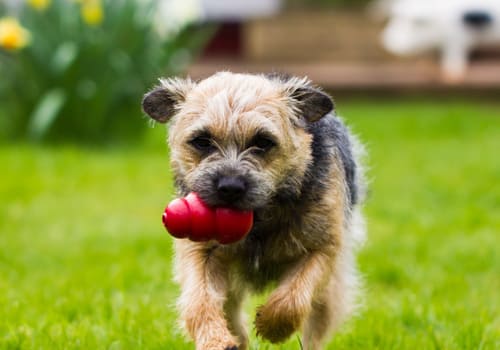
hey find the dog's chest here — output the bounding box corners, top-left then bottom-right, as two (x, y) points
(233, 205), (331, 289)
(236, 235), (302, 290)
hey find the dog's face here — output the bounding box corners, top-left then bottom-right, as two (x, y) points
(142, 72), (333, 210)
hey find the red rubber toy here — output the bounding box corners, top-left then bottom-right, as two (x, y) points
(162, 192), (253, 244)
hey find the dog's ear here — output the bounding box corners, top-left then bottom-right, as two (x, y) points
(267, 73), (334, 123)
(142, 78), (195, 123)
(291, 87), (334, 123)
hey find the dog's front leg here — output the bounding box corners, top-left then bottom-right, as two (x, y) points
(254, 251), (333, 344)
(174, 240), (239, 350)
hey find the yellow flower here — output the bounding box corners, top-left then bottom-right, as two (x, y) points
(0, 17), (31, 51)
(27, 0), (51, 11)
(81, 0), (104, 26)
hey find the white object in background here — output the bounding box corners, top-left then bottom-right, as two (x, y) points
(381, 0), (500, 81)
(153, 0), (204, 39)
(152, 0), (283, 38)
(199, 0), (282, 21)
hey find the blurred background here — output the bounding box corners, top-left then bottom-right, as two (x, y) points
(1, 0), (499, 349)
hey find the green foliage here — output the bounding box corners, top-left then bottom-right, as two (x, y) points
(0, 0), (213, 143)
(1, 97), (499, 349)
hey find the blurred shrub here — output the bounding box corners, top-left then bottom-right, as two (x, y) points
(0, 0), (213, 143)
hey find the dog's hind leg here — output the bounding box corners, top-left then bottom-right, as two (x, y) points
(224, 288), (248, 350)
(301, 281), (335, 350)
(302, 259), (359, 350)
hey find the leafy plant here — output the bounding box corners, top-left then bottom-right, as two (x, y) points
(0, 0), (214, 143)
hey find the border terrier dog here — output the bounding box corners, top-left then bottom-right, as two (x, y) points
(142, 72), (366, 350)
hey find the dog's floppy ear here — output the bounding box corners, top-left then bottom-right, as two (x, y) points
(267, 73), (334, 123)
(142, 78), (195, 123)
(291, 87), (334, 123)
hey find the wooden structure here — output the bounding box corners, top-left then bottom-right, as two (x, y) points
(242, 10), (389, 62)
(190, 10), (500, 89)
(189, 61), (500, 90)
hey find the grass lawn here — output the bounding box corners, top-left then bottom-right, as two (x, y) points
(1, 97), (499, 349)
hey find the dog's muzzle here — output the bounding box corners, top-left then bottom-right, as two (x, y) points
(216, 176), (248, 203)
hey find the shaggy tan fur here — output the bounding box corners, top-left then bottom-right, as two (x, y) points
(142, 72), (366, 350)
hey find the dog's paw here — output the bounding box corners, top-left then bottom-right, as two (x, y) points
(254, 299), (303, 344)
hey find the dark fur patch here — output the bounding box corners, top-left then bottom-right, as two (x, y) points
(239, 114), (358, 288)
(142, 88), (176, 123)
(310, 115), (358, 207)
(265, 72), (334, 122)
(278, 113), (358, 207)
(292, 88), (334, 123)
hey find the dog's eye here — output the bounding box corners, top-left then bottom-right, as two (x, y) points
(249, 135), (276, 153)
(189, 136), (214, 152)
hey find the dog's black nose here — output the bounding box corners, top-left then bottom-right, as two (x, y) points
(217, 176), (247, 202)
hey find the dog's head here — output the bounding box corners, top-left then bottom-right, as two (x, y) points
(142, 72), (334, 210)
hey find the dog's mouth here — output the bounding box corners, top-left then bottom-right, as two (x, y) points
(187, 171), (274, 211)
(196, 192), (259, 211)
(190, 184), (270, 212)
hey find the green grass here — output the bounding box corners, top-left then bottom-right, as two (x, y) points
(1, 97), (499, 349)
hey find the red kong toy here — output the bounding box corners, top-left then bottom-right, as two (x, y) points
(162, 192), (253, 244)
